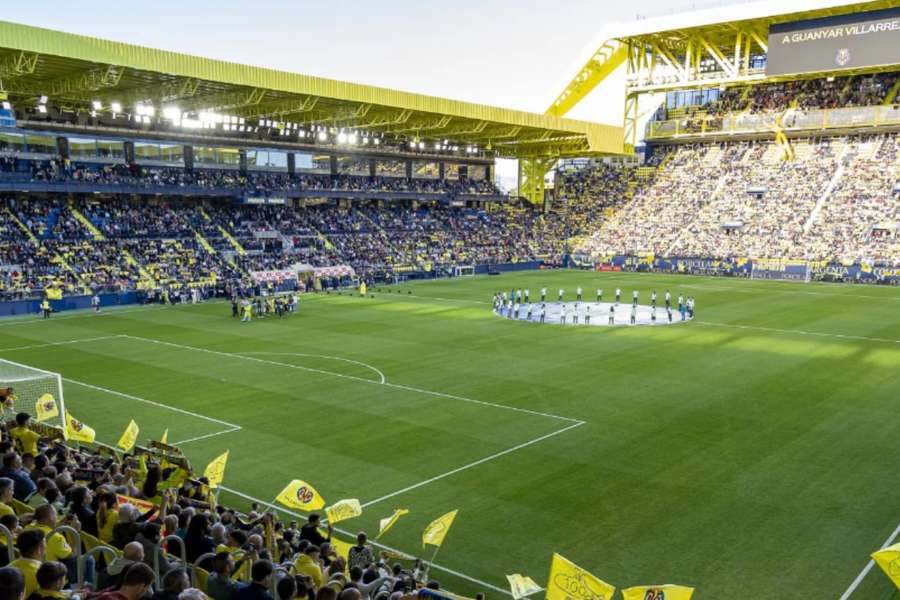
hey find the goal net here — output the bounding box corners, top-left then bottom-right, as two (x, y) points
(0, 358), (66, 430)
(453, 265), (476, 277)
(750, 258), (811, 282)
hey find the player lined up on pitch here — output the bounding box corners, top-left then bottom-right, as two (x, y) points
(231, 293), (300, 322)
(491, 287), (696, 326)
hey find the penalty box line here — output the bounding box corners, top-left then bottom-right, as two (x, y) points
(118, 334), (587, 506)
(217, 485), (514, 598)
(0, 334), (242, 445)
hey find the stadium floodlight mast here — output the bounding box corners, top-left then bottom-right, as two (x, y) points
(111, 101), (122, 114)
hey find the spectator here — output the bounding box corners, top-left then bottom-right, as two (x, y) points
(92, 563), (156, 600)
(0, 566), (26, 600)
(232, 560), (274, 600)
(0, 454), (36, 501)
(9, 530), (45, 598)
(26, 561), (67, 600)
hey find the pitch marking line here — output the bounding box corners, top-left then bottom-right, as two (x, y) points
(63, 377), (243, 445)
(218, 485), (513, 597)
(121, 334), (582, 423)
(839, 521), (900, 599)
(359, 419), (585, 509)
(367, 291), (900, 345)
(237, 351), (386, 384)
(120, 335), (587, 507)
(694, 321), (900, 345)
(0, 304), (171, 327)
(0, 334), (126, 353)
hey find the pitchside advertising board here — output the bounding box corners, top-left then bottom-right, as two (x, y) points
(766, 7), (900, 76)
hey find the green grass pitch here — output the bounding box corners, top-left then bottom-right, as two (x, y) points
(0, 271), (898, 599)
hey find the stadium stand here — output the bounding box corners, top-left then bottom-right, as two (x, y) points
(0, 414), (439, 600)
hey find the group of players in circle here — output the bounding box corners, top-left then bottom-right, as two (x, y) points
(492, 286), (696, 326)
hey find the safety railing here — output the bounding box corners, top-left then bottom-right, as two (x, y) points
(193, 552), (217, 589)
(155, 535), (188, 586)
(52, 525), (82, 585)
(0, 524), (15, 564)
(646, 104), (900, 139)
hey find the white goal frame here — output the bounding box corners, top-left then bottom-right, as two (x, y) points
(0, 358), (66, 429)
(453, 265), (476, 277)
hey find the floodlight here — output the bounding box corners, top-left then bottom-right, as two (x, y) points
(37, 105), (47, 114)
(38, 95), (48, 104)
(317, 131), (327, 141)
(348, 133), (358, 145)
(92, 100), (102, 110)
(337, 132), (348, 144)
(163, 106), (182, 122)
(111, 102), (122, 113)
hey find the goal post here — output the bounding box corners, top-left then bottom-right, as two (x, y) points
(453, 265), (476, 277)
(0, 358), (66, 430)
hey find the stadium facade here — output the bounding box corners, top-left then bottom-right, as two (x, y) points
(0, 2), (898, 314)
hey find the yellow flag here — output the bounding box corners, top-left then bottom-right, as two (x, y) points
(64, 411), (96, 444)
(545, 553), (615, 600)
(325, 499), (362, 525)
(422, 509), (458, 548)
(872, 542), (900, 591)
(116, 419), (139, 452)
(621, 585), (695, 600)
(275, 479), (326, 511)
(377, 508), (409, 539)
(507, 574), (542, 600)
(34, 394), (59, 423)
(160, 429), (169, 444)
(204, 451), (229, 489)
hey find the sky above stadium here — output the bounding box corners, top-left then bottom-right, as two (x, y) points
(5, 0), (749, 120)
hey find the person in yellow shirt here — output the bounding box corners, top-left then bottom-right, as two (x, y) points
(294, 545), (324, 589)
(9, 529), (46, 598)
(25, 505), (73, 563)
(10, 413), (41, 457)
(0, 478), (16, 518)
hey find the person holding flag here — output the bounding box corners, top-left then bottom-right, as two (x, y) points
(117, 420), (139, 452)
(420, 509), (458, 579)
(204, 451), (230, 489)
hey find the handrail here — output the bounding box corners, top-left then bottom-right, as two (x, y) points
(272, 565), (294, 596)
(192, 552), (217, 588)
(51, 525), (82, 586)
(0, 524), (15, 564)
(82, 545), (118, 575)
(155, 535), (188, 586)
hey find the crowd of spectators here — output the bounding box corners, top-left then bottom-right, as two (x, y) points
(2, 161), (503, 199)
(0, 413), (445, 600)
(578, 133), (900, 265)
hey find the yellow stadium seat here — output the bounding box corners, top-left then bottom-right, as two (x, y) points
(193, 566), (210, 593)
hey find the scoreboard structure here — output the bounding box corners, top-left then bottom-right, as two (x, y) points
(546, 0), (900, 150)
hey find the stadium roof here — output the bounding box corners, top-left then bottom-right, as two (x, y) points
(0, 21), (623, 159)
(547, 0), (899, 116)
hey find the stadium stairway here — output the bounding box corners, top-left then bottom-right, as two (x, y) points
(193, 230), (217, 255)
(217, 225), (247, 256)
(884, 78), (900, 105)
(5, 207), (39, 245)
(803, 163), (845, 234)
(68, 203), (106, 240)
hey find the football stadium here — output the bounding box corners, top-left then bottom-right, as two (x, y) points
(0, 1), (898, 599)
